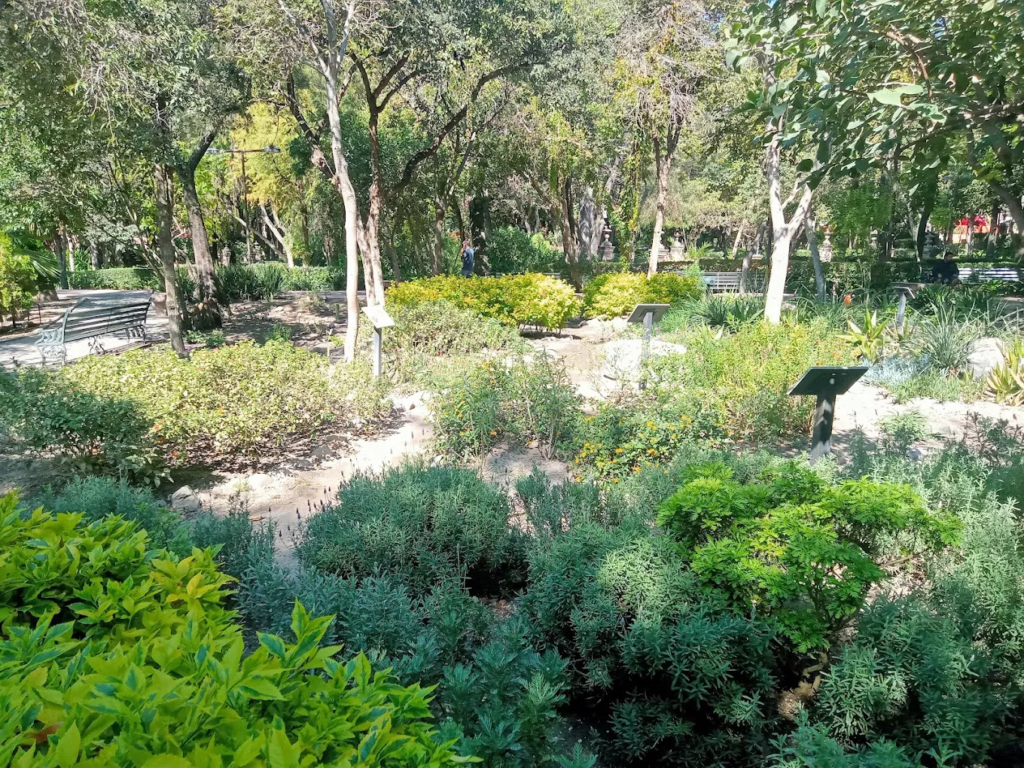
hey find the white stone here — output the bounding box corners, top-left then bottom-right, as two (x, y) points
(968, 337), (1005, 380)
(599, 338), (687, 384)
(170, 485), (201, 515)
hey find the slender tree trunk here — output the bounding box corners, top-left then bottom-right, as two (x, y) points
(178, 163), (223, 328)
(987, 201), (1001, 259)
(764, 132), (814, 323)
(432, 199), (445, 275)
(560, 178), (582, 287)
(807, 212), (825, 301)
(325, 77), (360, 363)
(362, 112), (386, 305)
(54, 228), (69, 290)
(648, 134), (671, 277)
(262, 205), (293, 267)
(916, 205), (933, 260)
(730, 220), (746, 260)
(989, 183), (1024, 255)
(154, 163), (186, 355)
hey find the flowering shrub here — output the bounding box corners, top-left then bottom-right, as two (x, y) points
(386, 273), (581, 330)
(582, 272), (702, 318)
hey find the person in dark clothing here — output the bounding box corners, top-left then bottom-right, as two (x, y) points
(460, 240), (475, 278)
(931, 250), (960, 286)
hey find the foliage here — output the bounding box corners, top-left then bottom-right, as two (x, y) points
(839, 310), (889, 364)
(66, 267), (161, 291)
(487, 227), (559, 275)
(582, 272), (702, 319)
(0, 493), (474, 767)
(429, 355), (579, 459)
(0, 232), (38, 322)
(658, 320), (852, 443)
(987, 338), (1024, 405)
(296, 465), (526, 598)
(656, 463), (958, 651)
(387, 274), (581, 330)
(1, 341), (388, 472)
(35, 476), (191, 555)
(910, 304), (982, 375)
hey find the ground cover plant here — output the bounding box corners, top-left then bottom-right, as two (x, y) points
(386, 274), (581, 331)
(0, 493), (473, 767)
(0, 340), (388, 476)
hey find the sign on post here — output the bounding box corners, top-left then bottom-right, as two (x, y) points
(361, 305), (395, 378)
(788, 366), (869, 464)
(891, 283), (920, 336)
(626, 303), (671, 390)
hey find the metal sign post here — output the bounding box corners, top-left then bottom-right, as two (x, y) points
(788, 366), (869, 464)
(626, 304), (671, 390)
(892, 283), (920, 337)
(361, 305), (395, 378)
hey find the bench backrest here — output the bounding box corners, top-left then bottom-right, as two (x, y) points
(959, 266), (1022, 282)
(61, 298), (151, 343)
(702, 271), (764, 293)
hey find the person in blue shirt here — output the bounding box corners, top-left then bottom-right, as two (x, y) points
(931, 250), (960, 286)
(460, 240), (475, 278)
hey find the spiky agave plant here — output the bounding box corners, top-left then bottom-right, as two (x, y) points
(987, 338), (1024, 405)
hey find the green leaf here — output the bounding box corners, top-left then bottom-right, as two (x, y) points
(258, 633), (287, 660)
(234, 735), (264, 766)
(268, 728), (294, 768)
(796, 158), (814, 172)
(238, 676), (284, 700)
(868, 84), (924, 107)
(141, 756), (192, 768)
(55, 722), (80, 768)
(815, 0), (828, 16)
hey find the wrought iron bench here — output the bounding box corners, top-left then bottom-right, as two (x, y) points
(36, 296), (152, 365)
(958, 266), (1022, 283)
(701, 271), (766, 294)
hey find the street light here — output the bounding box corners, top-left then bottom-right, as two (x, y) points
(206, 145), (282, 262)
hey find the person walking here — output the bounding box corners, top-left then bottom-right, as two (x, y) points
(460, 240), (475, 278)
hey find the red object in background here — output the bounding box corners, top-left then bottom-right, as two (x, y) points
(958, 215), (990, 230)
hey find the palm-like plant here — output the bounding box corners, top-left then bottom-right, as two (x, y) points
(839, 310), (889, 363)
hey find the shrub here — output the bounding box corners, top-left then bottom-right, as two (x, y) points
(656, 463), (959, 651)
(387, 273), (581, 330)
(35, 476), (191, 555)
(488, 227), (559, 274)
(67, 266), (160, 291)
(0, 233), (38, 324)
(296, 465), (527, 597)
(582, 272), (702, 318)
(0, 493), (471, 767)
(2, 341), (388, 472)
(430, 354), (580, 459)
(910, 303), (982, 375)
(657, 320), (852, 443)
(987, 337), (1024, 404)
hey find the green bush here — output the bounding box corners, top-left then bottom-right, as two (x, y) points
(0, 233), (39, 324)
(582, 272), (702, 318)
(656, 463), (959, 651)
(0, 492), (472, 767)
(67, 266), (160, 291)
(2, 341), (388, 472)
(429, 355), (580, 459)
(386, 274), (582, 330)
(296, 465), (527, 597)
(656, 320), (853, 443)
(487, 227), (559, 274)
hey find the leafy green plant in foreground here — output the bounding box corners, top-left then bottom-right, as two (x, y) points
(0, 492), (473, 767)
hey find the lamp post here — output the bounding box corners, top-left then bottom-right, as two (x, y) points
(206, 145), (281, 262)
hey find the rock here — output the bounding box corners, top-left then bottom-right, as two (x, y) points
(600, 338), (687, 383)
(609, 317), (628, 332)
(247, 473), (274, 492)
(170, 485), (201, 515)
(968, 337), (1005, 380)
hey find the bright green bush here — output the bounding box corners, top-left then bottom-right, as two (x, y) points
(2, 341), (388, 473)
(656, 320), (853, 443)
(296, 465), (527, 597)
(0, 493), (472, 767)
(386, 274), (581, 330)
(656, 463), (959, 651)
(582, 272), (701, 318)
(429, 355), (580, 459)
(0, 232), (38, 323)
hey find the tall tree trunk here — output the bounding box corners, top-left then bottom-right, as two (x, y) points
(648, 134), (671, 277)
(560, 178), (582, 288)
(764, 132), (814, 324)
(807, 212), (825, 301)
(987, 201), (1001, 259)
(916, 204), (933, 260)
(178, 163), (223, 328)
(54, 228), (69, 290)
(730, 220), (746, 260)
(362, 111), (386, 305)
(432, 199), (445, 275)
(154, 163), (186, 355)
(989, 182), (1024, 255)
(262, 205), (293, 267)
(325, 77), (360, 363)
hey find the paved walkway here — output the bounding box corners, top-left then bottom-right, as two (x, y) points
(0, 290), (168, 368)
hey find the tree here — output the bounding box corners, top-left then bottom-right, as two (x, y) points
(0, 233), (37, 327)
(733, 0), (1024, 253)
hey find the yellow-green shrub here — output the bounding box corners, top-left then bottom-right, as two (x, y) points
(583, 272), (702, 318)
(0, 492), (473, 767)
(386, 274), (581, 330)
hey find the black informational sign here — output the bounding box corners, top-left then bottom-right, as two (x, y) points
(788, 366), (869, 463)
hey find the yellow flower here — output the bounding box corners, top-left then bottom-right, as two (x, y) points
(489, 430), (497, 436)
(613, 478), (620, 483)
(615, 448), (624, 454)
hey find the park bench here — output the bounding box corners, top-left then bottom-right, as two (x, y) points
(959, 266), (1022, 283)
(702, 271), (766, 294)
(36, 296), (152, 366)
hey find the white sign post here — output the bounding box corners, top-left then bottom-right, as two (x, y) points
(362, 305), (395, 378)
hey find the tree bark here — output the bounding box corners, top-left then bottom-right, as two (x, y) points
(648, 133), (671, 276)
(987, 201), (1001, 259)
(560, 177), (582, 288)
(154, 163), (187, 355)
(730, 220), (746, 261)
(764, 131), (814, 324)
(178, 162), (223, 328)
(361, 110), (387, 305)
(806, 212), (826, 301)
(916, 201), (933, 260)
(432, 199), (445, 275)
(989, 182), (1024, 255)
